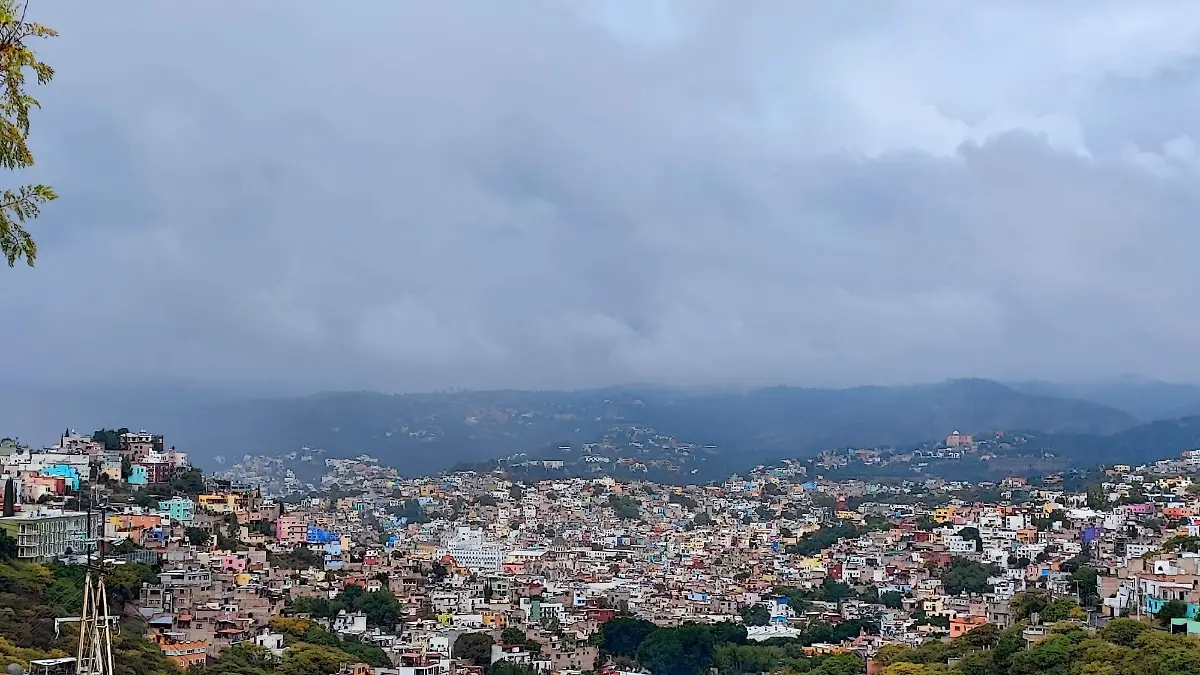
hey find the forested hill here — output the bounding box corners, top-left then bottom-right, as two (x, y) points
(10, 378), (1188, 479)
(152, 379), (1138, 476)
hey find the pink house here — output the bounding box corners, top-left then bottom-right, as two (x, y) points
(220, 554), (248, 572)
(276, 514), (308, 544)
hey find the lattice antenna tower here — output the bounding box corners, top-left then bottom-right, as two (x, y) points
(74, 471), (116, 675)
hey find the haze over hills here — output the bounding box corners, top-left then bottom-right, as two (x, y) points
(1007, 379), (1200, 421)
(0, 378), (1169, 478)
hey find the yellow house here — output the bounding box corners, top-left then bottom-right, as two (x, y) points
(481, 611), (508, 629)
(835, 511), (863, 522)
(934, 507), (956, 523)
(198, 493), (241, 515)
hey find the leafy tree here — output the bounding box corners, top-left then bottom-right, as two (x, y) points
(786, 523), (861, 556)
(771, 586), (811, 615)
(0, 530), (16, 560)
(105, 561), (155, 607)
(880, 590), (904, 609)
(489, 662), (536, 675)
(1157, 598), (1190, 626)
(279, 642), (349, 675)
(355, 589), (402, 628)
(1040, 597), (1082, 623)
(0, 1), (56, 268)
(1085, 485), (1108, 510)
(453, 631), (494, 667)
(1011, 591), (1050, 620)
(740, 603), (770, 626)
(940, 557), (999, 595)
(693, 512), (712, 527)
(599, 616), (657, 657)
(269, 547), (324, 570)
(956, 622), (1000, 650)
(205, 642), (279, 675)
(956, 526), (983, 552)
(669, 493), (698, 509)
(388, 499), (430, 524)
(915, 516), (939, 531)
(814, 576), (856, 604)
(169, 468), (205, 496)
(120, 455), (132, 480)
(608, 494), (641, 520)
(811, 653), (864, 675)
(636, 624), (717, 675)
(992, 624), (1026, 671)
(1008, 634), (1072, 675)
(501, 626), (527, 645)
(1069, 566), (1100, 607)
(1098, 617), (1149, 646)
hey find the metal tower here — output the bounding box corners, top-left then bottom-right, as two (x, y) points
(74, 570), (115, 675)
(60, 464), (119, 675)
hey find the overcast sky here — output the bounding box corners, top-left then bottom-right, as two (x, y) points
(6, 0), (1200, 393)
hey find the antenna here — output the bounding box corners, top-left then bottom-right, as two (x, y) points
(71, 472), (118, 675)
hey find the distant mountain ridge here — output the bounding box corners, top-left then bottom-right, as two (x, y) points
(0, 378), (1170, 478)
(135, 378), (1141, 477)
(1007, 379), (1200, 421)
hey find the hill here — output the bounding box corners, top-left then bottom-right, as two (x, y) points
(1019, 415), (1200, 466)
(154, 379), (1137, 478)
(0, 379), (1143, 479)
(1007, 379), (1200, 421)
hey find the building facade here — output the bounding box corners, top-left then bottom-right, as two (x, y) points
(0, 509), (100, 560)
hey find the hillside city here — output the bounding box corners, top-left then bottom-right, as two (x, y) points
(3, 428), (1200, 675)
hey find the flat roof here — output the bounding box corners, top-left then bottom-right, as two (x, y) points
(0, 509), (87, 519)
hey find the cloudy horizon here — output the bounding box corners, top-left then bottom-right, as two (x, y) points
(6, 1), (1200, 395)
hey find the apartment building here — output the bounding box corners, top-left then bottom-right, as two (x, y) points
(0, 508), (100, 560)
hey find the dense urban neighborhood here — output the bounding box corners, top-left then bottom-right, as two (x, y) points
(3, 428), (1200, 675)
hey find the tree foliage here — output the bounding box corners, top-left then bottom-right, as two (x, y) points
(0, 559), (178, 675)
(608, 494), (641, 520)
(286, 586), (403, 630)
(1157, 598), (1190, 626)
(877, 614), (1200, 675)
(263, 616), (390, 668)
(740, 603), (771, 626)
(939, 557), (999, 595)
(598, 616), (658, 657)
(0, 1), (57, 267)
(453, 631), (494, 667)
(880, 590), (905, 609)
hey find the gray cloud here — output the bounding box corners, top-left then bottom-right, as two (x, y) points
(5, 0), (1200, 393)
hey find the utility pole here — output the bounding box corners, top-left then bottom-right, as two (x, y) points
(72, 471), (117, 675)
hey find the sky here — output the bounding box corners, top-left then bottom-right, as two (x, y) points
(7, 0), (1200, 394)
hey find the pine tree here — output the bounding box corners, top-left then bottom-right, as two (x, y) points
(2, 476), (14, 516)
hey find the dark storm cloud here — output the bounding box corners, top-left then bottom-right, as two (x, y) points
(5, 0), (1200, 392)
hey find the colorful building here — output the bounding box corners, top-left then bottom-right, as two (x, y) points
(157, 497), (195, 523)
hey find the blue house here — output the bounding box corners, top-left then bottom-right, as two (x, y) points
(127, 465), (148, 486)
(39, 465), (81, 491)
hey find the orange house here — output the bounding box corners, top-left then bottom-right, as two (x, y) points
(152, 631), (207, 668)
(1015, 528), (1039, 544)
(1164, 506), (1195, 520)
(950, 615), (989, 639)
